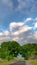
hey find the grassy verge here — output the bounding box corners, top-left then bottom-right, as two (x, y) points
(0, 58), (24, 65)
(29, 59), (37, 65)
(0, 59), (16, 65)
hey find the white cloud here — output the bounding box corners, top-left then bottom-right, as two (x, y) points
(12, 25), (32, 36)
(34, 22), (37, 28)
(9, 18), (37, 44)
(3, 30), (10, 36)
(26, 18), (32, 21)
(0, 30), (10, 36)
(9, 22), (24, 31)
(0, 30), (10, 41)
(24, 18), (32, 24)
(0, 18), (37, 45)
(9, 18), (32, 31)
(0, 32), (3, 36)
(12, 37), (19, 41)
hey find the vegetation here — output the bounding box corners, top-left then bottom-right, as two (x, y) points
(0, 41), (20, 60)
(21, 44), (37, 60)
(29, 60), (37, 65)
(0, 58), (21, 65)
(0, 41), (37, 60)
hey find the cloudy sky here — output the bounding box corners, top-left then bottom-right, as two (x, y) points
(0, 0), (37, 45)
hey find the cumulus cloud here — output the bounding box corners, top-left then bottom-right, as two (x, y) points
(9, 22), (24, 31)
(12, 26), (32, 36)
(0, 31), (10, 37)
(0, 18), (37, 45)
(3, 31), (10, 36)
(0, 0), (37, 45)
(0, 30), (11, 42)
(9, 18), (37, 44)
(9, 18), (32, 31)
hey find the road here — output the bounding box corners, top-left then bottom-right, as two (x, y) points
(9, 61), (32, 65)
(25, 61), (32, 65)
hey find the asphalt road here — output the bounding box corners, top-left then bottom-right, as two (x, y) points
(25, 61), (32, 65)
(9, 61), (32, 65)
(9, 61), (25, 65)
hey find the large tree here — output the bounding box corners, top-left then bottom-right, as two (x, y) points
(0, 41), (20, 60)
(21, 44), (37, 60)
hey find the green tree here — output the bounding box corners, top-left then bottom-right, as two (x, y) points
(0, 41), (20, 60)
(21, 44), (37, 60)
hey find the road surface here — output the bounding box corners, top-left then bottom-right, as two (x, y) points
(9, 61), (32, 65)
(25, 61), (32, 65)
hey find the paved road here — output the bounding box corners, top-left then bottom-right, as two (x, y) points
(9, 61), (32, 65)
(9, 61), (25, 65)
(25, 61), (32, 65)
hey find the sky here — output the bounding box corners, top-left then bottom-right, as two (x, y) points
(0, 0), (37, 45)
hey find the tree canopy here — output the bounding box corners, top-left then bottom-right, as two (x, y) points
(21, 44), (37, 60)
(0, 41), (37, 60)
(0, 41), (20, 60)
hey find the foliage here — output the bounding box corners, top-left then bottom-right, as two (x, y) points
(29, 60), (37, 65)
(21, 44), (37, 60)
(0, 41), (37, 60)
(0, 41), (20, 60)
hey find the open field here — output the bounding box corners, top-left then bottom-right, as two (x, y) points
(29, 60), (37, 65)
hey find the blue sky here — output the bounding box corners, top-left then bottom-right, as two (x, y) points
(0, 0), (37, 45)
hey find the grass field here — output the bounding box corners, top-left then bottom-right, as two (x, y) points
(29, 60), (37, 65)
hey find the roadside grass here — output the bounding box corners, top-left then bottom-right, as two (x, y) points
(29, 59), (37, 65)
(0, 58), (37, 65)
(0, 58), (24, 65)
(0, 59), (16, 65)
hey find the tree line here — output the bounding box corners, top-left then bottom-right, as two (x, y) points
(0, 41), (37, 60)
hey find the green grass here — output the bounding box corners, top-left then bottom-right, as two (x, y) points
(29, 60), (37, 65)
(0, 59), (16, 65)
(0, 58), (18, 65)
(0, 58), (24, 65)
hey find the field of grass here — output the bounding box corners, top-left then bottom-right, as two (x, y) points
(29, 60), (37, 65)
